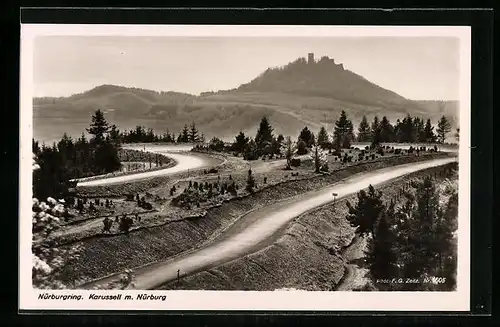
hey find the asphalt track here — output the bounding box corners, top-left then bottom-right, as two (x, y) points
(76, 144), (207, 187)
(80, 156), (457, 290)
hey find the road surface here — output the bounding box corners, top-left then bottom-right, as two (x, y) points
(76, 144), (211, 187)
(80, 157), (456, 290)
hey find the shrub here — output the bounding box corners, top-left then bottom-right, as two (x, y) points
(290, 158), (301, 167)
(119, 216), (134, 234)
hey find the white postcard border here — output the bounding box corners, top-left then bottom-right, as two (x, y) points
(19, 24), (471, 311)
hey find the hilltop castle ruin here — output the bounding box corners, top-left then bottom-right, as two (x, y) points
(307, 52), (344, 70)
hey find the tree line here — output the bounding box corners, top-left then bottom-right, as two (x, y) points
(33, 109), (121, 201)
(196, 111), (455, 162)
(120, 122), (205, 144)
(345, 171), (458, 291)
(357, 114), (453, 145)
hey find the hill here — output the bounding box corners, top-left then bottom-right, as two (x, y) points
(33, 55), (459, 144)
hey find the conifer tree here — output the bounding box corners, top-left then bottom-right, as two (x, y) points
(402, 177), (442, 278)
(436, 115), (452, 144)
(317, 126), (330, 149)
(281, 136), (296, 170)
(309, 144), (327, 173)
(333, 110), (355, 149)
(357, 115), (371, 142)
(181, 124), (190, 143)
(346, 184), (385, 237)
(366, 202), (398, 282)
(87, 109), (109, 144)
(296, 139), (308, 155)
(379, 116), (394, 142)
(232, 131), (249, 153)
(424, 119), (436, 143)
(371, 116), (380, 141)
(298, 126), (315, 148)
(255, 116), (274, 153)
(189, 121), (199, 143)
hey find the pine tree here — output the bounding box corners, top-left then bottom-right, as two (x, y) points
(298, 126), (315, 148)
(398, 114), (415, 143)
(436, 115), (452, 144)
(371, 116), (380, 141)
(424, 119), (436, 143)
(317, 126), (330, 149)
(243, 138), (258, 160)
(255, 116), (274, 153)
(189, 121), (199, 143)
(232, 131), (249, 153)
(333, 110), (355, 149)
(281, 136), (296, 170)
(371, 125), (382, 149)
(109, 124), (121, 146)
(366, 202), (398, 282)
(394, 119), (403, 143)
(310, 144), (326, 173)
(181, 124), (190, 143)
(403, 177), (442, 278)
(346, 185), (385, 237)
(357, 116), (371, 142)
(296, 140), (307, 155)
(379, 116), (394, 142)
(413, 117), (425, 143)
(87, 109), (109, 144)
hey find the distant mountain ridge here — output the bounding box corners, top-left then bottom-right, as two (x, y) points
(33, 54), (459, 144)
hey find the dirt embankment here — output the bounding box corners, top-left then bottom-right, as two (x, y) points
(158, 162), (458, 291)
(62, 152), (453, 286)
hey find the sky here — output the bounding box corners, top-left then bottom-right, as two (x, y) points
(33, 36), (460, 100)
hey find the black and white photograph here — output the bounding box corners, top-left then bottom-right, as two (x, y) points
(20, 24), (471, 311)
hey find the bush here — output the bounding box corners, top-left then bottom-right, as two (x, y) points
(290, 158), (301, 167)
(119, 216), (134, 234)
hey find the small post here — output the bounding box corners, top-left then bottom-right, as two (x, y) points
(332, 192), (338, 208)
(177, 269), (180, 285)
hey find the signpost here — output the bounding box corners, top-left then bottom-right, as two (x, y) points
(332, 192), (338, 206)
